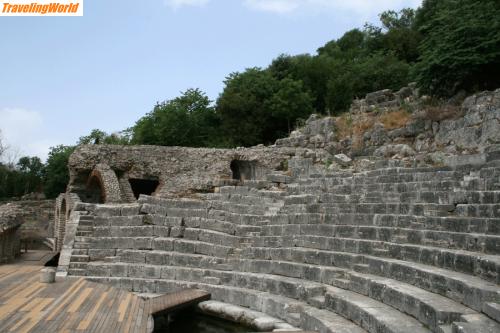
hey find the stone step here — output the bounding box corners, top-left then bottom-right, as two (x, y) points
(307, 180), (463, 194)
(71, 249), (88, 255)
(337, 271), (476, 330)
(455, 204), (500, 218)
(324, 286), (431, 333)
(326, 213), (499, 235)
(85, 263), (326, 302)
(68, 268), (87, 276)
(78, 220), (94, 227)
(183, 228), (243, 248)
(76, 231), (92, 237)
(70, 255), (89, 263)
(77, 225), (93, 231)
(451, 314), (500, 333)
(235, 225), (262, 236)
(284, 195), (318, 205)
(207, 210), (270, 226)
(210, 201), (270, 215)
(241, 179), (272, 189)
(73, 242), (91, 249)
(69, 262), (88, 270)
(94, 215), (146, 226)
(260, 224), (500, 254)
(483, 302), (500, 322)
(85, 276), (367, 333)
(184, 217), (237, 235)
(93, 225), (169, 238)
(269, 213), (323, 225)
(321, 202), (457, 217)
(138, 196), (209, 210)
(211, 193), (284, 205)
(320, 191), (500, 205)
(245, 246), (500, 311)
(252, 235), (500, 281)
(82, 247), (495, 328)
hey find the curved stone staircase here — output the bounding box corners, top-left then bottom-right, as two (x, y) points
(65, 160), (500, 333)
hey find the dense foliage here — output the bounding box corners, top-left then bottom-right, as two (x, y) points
(217, 69), (314, 146)
(1, 0), (498, 200)
(131, 89), (220, 147)
(42, 145), (75, 199)
(414, 0), (500, 96)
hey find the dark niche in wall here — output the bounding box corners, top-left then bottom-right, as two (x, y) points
(129, 178), (160, 199)
(86, 175), (105, 204)
(230, 160), (264, 181)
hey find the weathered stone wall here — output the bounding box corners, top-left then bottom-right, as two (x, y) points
(54, 193), (80, 252)
(0, 203), (22, 262)
(350, 83), (421, 114)
(276, 88), (500, 168)
(0, 200), (54, 252)
(68, 145), (295, 201)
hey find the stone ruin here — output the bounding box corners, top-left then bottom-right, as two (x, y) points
(52, 88), (500, 332)
(0, 203), (23, 263)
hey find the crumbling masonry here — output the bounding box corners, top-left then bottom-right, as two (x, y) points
(54, 88), (500, 333)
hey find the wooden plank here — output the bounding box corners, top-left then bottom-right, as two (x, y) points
(66, 282), (106, 332)
(118, 292), (132, 322)
(95, 287), (123, 333)
(92, 288), (114, 332)
(120, 295), (139, 333)
(44, 278), (85, 320)
(67, 287), (93, 313)
(77, 290), (109, 330)
(123, 296), (140, 333)
(0, 259), (212, 333)
(11, 298), (53, 333)
(147, 289), (211, 316)
(0, 282), (45, 320)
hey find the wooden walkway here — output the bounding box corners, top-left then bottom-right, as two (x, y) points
(0, 253), (210, 333)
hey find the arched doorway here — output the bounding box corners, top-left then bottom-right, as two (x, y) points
(86, 174), (105, 204)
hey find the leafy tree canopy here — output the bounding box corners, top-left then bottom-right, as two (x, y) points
(43, 145), (75, 199)
(131, 88), (220, 147)
(414, 0), (500, 96)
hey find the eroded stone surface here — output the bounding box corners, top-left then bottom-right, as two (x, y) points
(51, 87), (500, 333)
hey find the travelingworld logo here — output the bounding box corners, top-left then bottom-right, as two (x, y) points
(1, 0), (83, 16)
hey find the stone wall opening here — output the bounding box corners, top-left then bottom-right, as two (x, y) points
(230, 160), (262, 181)
(129, 178), (160, 199)
(86, 175), (104, 204)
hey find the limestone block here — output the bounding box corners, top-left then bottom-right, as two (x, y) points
(40, 268), (56, 283)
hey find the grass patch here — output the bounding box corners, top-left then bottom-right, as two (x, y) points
(379, 110), (412, 130)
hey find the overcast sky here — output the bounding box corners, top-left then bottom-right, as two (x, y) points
(0, 0), (422, 161)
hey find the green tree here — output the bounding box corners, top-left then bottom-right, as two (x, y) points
(17, 156), (44, 194)
(378, 9), (421, 63)
(43, 145), (75, 198)
(78, 129), (130, 145)
(217, 68), (314, 146)
(131, 88), (219, 147)
(415, 0), (500, 96)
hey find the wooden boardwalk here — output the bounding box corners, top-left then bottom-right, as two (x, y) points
(0, 252), (210, 333)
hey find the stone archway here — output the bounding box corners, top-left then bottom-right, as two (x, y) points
(86, 172), (105, 204)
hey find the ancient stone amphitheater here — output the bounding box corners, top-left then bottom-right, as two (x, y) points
(55, 88), (500, 333)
